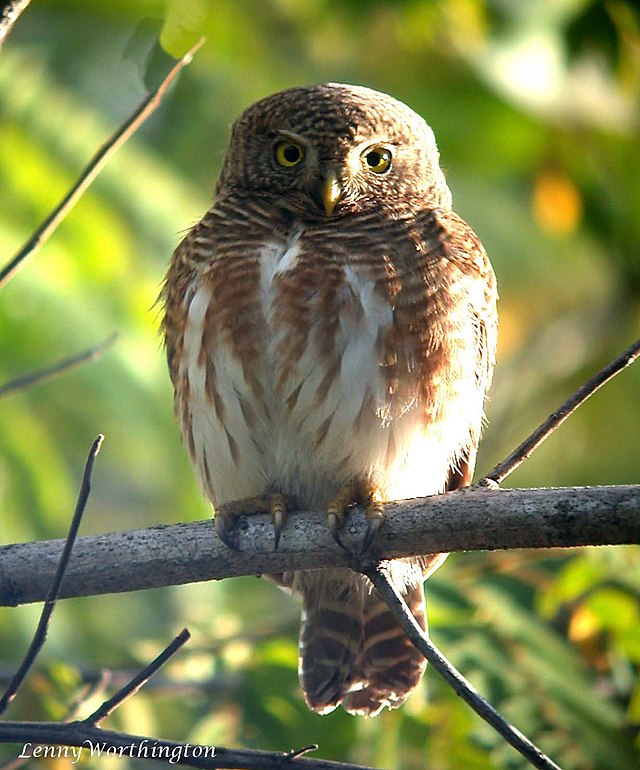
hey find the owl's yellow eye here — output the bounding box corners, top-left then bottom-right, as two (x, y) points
(274, 140), (305, 167)
(363, 147), (392, 174)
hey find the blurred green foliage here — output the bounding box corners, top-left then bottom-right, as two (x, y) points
(1, 0), (639, 767)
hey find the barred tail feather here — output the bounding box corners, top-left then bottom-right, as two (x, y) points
(298, 565), (430, 716)
(299, 570), (364, 714)
(341, 581), (427, 716)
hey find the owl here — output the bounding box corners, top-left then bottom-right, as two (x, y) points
(162, 83), (497, 716)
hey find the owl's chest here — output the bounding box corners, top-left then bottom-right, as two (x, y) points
(178, 224), (409, 505)
(176, 216), (484, 507)
(256, 228), (394, 438)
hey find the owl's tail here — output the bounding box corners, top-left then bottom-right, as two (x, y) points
(298, 565), (429, 717)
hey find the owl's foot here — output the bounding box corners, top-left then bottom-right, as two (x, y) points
(214, 492), (289, 551)
(326, 480), (385, 554)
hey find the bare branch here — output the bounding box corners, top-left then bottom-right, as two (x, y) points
(483, 338), (640, 485)
(364, 565), (561, 770)
(1, 484), (638, 607)
(0, 334), (118, 399)
(0, 0), (30, 46)
(0, 37), (205, 288)
(83, 628), (190, 725)
(0, 723), (378, 769)
(0, 435), (104, 712)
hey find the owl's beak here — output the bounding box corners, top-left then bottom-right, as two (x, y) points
(318, 171), (342, 217)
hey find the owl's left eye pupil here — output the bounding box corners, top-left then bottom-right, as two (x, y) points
(364, 147), (392, 173)
(284, 145), (301, 163)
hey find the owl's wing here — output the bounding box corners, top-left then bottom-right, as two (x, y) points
(404, 206), (497, 581)
(161, 221), (207, 393)
(419, 205), (498, 484)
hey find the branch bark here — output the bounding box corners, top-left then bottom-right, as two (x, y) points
(1, 484), (638, 607)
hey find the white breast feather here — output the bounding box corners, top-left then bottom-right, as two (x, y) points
(182, 234), (484, 510)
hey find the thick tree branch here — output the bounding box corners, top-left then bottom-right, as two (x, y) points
(1, 484), (638, 607)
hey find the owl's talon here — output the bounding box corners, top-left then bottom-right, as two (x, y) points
(361, 515), (382, 554)
(362, 495), (385, 553)
(327, 511), (348, 551)
(215, 514), (240, 551)
(271, 494), (287, 551)
(273, 510), (285, 550)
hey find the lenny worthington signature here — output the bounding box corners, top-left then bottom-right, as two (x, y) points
(18, 740), (216, 764)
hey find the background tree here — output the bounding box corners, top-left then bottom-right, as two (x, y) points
(1, 1), (639, 768)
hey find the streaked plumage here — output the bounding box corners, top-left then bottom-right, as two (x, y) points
(162, 83), (497, 716)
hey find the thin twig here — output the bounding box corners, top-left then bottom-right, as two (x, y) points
(364, 565), (562, 770)
(0, 625), (374, 768)
(0, 435), (104, 715)
(83, 628), (190, 725)
(0, 334), (118, 398)
(287, 745), (319, 760)
(0, 37), (205, 288)
(0, 0), (31, 46)
(483, 338), (640, 485)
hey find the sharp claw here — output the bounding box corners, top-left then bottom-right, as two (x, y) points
(327, 511), (348, 552)
(361, 515), (383, 554)
(273, 508), (285, 551)
(215, 514), (239, 551)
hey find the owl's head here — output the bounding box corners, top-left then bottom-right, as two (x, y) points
(217, 83), (452, 218)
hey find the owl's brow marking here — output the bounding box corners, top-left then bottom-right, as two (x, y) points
(356, 138), (395, 150)
(275, 129), (308, 145)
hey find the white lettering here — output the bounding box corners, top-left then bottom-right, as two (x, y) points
(17, 739), (216, 764)
(154, 744), (170, 759)
(18, 744), (32, 758)
(136, 739), (149, 757)
(84, 739), (104, 757)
